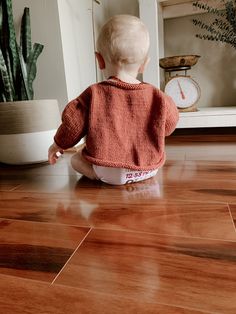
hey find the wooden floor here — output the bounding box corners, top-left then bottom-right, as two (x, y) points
(1, 136), (236, 313)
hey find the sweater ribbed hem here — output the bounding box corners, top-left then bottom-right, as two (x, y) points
(82, 150), (166, 171)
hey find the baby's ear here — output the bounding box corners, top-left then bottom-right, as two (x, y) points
(95, 52), (106, 69)
(138, 56), (150, 73)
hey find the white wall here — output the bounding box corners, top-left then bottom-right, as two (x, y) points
(94, 0), (139, 30)
(164, 13), (236, 108)
(13, 0), (68, 110)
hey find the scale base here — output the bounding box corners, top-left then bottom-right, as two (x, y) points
(178, 105), (198, 113)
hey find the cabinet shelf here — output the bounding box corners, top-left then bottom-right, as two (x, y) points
(177, 107), (236, 128)
(159, 0), (222, 19)
(139, 0), (236, 128)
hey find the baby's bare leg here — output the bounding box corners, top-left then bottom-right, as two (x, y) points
(71, 147), (97, 180)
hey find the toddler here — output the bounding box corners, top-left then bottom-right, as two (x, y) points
(48, 15), (179, 185)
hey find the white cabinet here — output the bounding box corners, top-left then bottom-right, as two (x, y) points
(139, 0), (236, 128)
(177, 107), (236, 129)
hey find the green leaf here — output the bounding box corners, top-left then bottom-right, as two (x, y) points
(0, 92), (6, 102)
(27, 43), (44, 99)
(0, 2), (3, 33)
(5, 0), (20, 81)
(5, 50), (15, 98)
(0, 0), (45, 101)
(20, 7), (32, 63)
(225, 1), (236, 32)
(193, 1), (225, 17)
(17, 45), (31, 100)
(0, 46), (13, 101)
(192, 0), (236, 49)
(0, 1), (9, 58)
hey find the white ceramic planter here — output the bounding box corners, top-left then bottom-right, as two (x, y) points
(0, 100), (61, 164)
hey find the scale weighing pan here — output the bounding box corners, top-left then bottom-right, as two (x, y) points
(159, 55), (200, 70)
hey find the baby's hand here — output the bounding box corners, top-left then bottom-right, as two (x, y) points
(48, 142), (64, 165)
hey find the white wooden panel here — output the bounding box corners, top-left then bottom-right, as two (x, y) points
(159, 0), (224, 19)
(57, 0), (96, 102)
(177, 107), (236, 128)
(139, 0), (160, 87)
(163, 2), (199, 19)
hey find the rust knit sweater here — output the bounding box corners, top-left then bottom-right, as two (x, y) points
(54, 78), (179, 170)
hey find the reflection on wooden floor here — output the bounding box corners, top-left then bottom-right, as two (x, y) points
(0, 137), (236, 313)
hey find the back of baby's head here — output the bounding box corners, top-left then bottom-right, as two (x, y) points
(96, 15), (150, 66)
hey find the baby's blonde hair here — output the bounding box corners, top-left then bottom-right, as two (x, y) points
(96, 15), (150, 66)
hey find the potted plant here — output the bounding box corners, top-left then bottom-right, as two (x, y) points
(192, 0), (236, 49)
(0, 0), (60, 164)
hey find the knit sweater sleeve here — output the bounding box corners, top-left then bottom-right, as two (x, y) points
(54, 87), (91, 149)
(164, 94), (179, 136)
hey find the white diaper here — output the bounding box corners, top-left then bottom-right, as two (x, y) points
(92, 165), (158, 185)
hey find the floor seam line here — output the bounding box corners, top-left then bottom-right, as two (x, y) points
(50, 228), (93, 285)
(227, 203), (236, 233)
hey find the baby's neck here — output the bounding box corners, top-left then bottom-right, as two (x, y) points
(104, 65), (141, 84)
(111, 72), (140, 84)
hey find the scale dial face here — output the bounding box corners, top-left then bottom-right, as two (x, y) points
(164, 76), (200, 109)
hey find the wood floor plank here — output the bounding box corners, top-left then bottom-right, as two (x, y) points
(12, 175), (81, 193)
(54, 229), (236, 314)
(165, 142), (236, 162)
(0, 175), (37, 192)
(0, 156), (74, 176)
(1, 142), (236, 312)
(0, 219), (90, 282)
(0, 191), (235, 240)
(161, 185), (236, 203)
(0, 274), (208, 314)
(0, 184), (19, 192)
(185, 143), (236, 161)
(162, 160), (236, 185)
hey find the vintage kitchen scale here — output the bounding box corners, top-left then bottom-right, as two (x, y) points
(159, 55), (201, 112)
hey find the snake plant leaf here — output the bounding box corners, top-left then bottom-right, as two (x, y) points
(0, 1), (6, 64)
(0, 2), (3, 33)
(0, 0), (44, 102)
(0, 91), (7, 102)
(27, 43), (44, 99)
(20, 7), (32, 63)
(5, 0), (19, 81)
(17, 45), (31, 100)
(5, 50), (15, 98)
(0, 46), (13, 101)
(0, 1), (8, 56)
